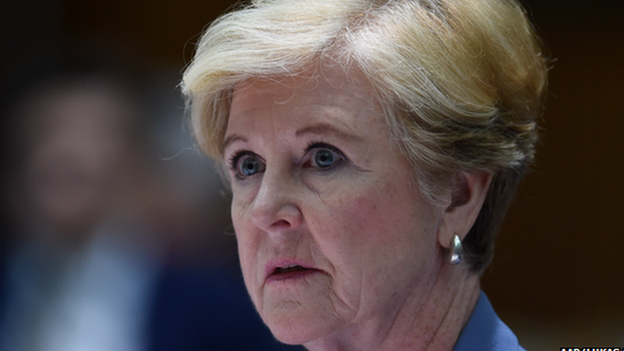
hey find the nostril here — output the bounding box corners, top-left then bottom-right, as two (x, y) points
(272, 219), (291, 228)
(250, 200), (303, 233)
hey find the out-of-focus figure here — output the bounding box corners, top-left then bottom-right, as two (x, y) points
(0, 71), (164, 351)
(0, 67), (302, 351)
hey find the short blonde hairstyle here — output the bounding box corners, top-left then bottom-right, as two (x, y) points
(182, 0), (548, 271)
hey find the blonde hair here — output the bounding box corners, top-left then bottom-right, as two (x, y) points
(182, 0), (548, 271)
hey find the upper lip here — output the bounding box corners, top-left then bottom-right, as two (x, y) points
(264, 259), (321, 280)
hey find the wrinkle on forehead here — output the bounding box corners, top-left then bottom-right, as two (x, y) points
(228, 71), (376, 125)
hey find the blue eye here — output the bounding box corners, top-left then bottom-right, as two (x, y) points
(240, 157), (262, 175)
(307, 143), (345, 169)
(313, 149), (336, 168)
(229, 151), (265, 179)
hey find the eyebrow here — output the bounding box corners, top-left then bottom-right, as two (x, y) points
(222, 134), (248, 152)
(222, 123), (362, 152)
(295, 123), (362, 142)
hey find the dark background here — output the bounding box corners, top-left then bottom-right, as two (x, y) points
(1, 0), (623, 348)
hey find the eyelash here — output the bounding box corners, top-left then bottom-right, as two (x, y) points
(227, 150), (255, 173)
(304, 141), (340, 155)
(304, 141), (347, 167)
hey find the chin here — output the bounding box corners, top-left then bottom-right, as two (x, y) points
(262, 300), (343, 346)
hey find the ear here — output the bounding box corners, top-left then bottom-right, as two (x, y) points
(438, 170), (492, 249)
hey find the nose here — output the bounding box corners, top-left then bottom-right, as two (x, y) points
(250, 166), (304, 235)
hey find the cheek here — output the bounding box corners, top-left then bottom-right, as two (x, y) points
(231, 186), (257, 242)
(332, 180), (413, 239)
(311, 189), (396, 274)
(339, 195), (380, 235)
(231, 196), (259, 286)
(317, 177), (438, 278)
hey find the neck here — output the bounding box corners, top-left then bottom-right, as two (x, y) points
(305, 261), (481, 351)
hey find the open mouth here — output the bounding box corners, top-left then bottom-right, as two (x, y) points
(273, 265), (308, 275)
(268, 264), (320, 282)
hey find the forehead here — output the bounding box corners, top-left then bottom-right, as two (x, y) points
(226, 72), (383, 143)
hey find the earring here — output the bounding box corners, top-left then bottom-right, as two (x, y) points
(447, 234), (463, 265)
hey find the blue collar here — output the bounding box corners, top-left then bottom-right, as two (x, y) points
(453, 292), (526, 351)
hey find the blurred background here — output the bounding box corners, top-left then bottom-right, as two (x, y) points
(0, 0), (622, 350)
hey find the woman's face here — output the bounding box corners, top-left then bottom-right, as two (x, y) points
(223, 73), (446, 345)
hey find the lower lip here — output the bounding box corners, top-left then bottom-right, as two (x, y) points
(266, 269), (320, 283)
